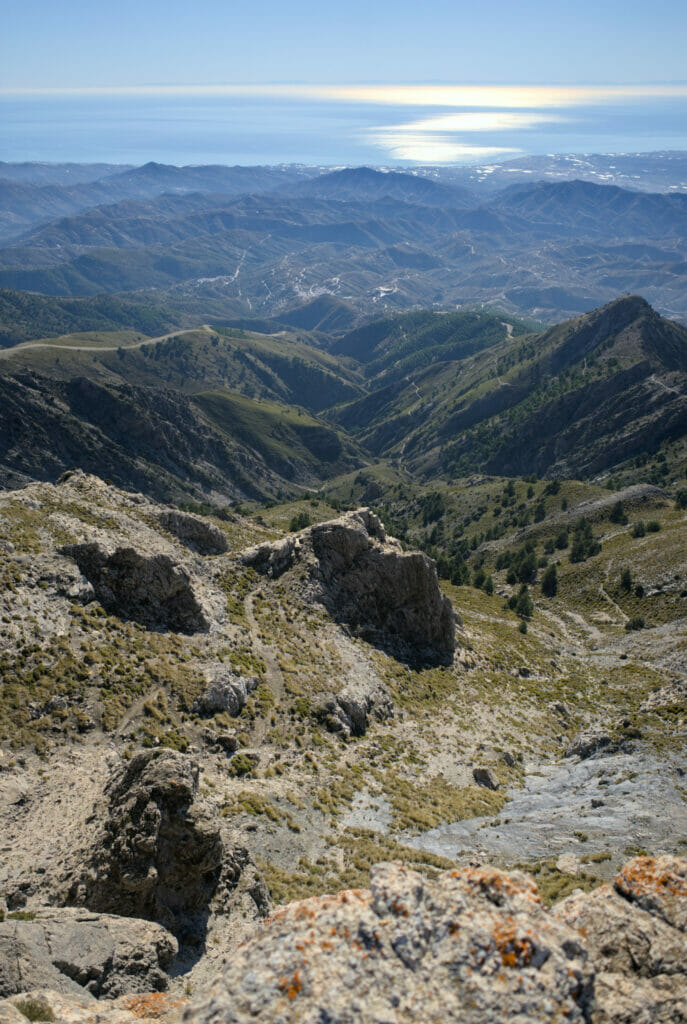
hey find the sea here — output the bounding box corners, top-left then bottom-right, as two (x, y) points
(1, 88), (687, 167)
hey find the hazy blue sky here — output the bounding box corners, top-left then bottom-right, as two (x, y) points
(3, 0), (687, 91)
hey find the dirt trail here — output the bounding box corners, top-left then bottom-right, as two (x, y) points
(0, 325), (212, 359)
(244, 593), (286, 704)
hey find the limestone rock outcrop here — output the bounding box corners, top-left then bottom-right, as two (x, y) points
(556, 856), (687, 1022)
(0, 909), (176, 999)
(313, 677), (393, 737)
(243, 509), (456, 662)
(63, 750), (224, 941)
(61, 542), (209, 633)
(183, 861), (593, 1024)
(192, 672), (259, 717)
(156, 511), (229, 556)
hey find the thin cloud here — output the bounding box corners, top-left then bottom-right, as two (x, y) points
(3, 83), (687, 107)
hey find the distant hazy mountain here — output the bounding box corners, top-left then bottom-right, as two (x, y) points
(0, 163), (320, 244)
(1, 161), (687, 322)
(0, 162), (132, 185)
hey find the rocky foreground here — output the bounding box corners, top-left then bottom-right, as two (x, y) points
(1, 472), (686, 1021)
(1, 853), (686, 1022)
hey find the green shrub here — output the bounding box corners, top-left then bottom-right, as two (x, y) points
(541, 564), (558, 597)
(289, 511), (311, 532)
(509, 584), (534, 620)
(646, 520), (661, 533)
(609, 501), (627, 524)
(229, 753), (255, 777)
(14, 998), (55, 1022)
(620, 568), (633, 591)
(625, 616), (645, 631)
(632, 521), (646, 538)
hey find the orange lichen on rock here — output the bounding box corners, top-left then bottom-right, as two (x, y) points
(451, 865), (541, 905)
(491, 918), (536, 968)
(267, 889), (370, 926)
(279, 969), (303, 999)
(120, 992), (187, 1019)
(614, 855), (687, 930)
(616, 856), (687, 902)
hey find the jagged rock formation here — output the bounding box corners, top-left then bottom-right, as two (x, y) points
(184, 861), (593, 1023)
(556, 856), (687, 1022)
(156, 511), (229, 556)
(62, 751), (226, 941)
(0, 909), (176, 998)
(61, 542), (209, 633)
(243, 509), (456, 662)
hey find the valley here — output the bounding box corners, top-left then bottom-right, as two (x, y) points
(0, 159), (686, 1024)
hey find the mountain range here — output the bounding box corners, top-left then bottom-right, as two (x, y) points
(1, 160), (687, 323)
(1, 292), (685, 503)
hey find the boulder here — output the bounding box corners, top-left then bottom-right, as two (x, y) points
(63, 750), (223, 941)
(555, 856), (687, 1022)
(61, 543), (208, 634)
(472, 767), (499, 790)
(243, 509), (456, 663)
(192, 673), (259, 717)
(183, 862), (593, 1024)
(0, 909), (176, 999)
(313, 677), (393, 737)
(157, 511), (229, 556)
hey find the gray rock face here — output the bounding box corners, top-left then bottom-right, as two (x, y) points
(311, 510), (455, 660)
(556, 856), (687, 1022)
(157, 511), (229, 556)
(0, 908), (176, 999)
(64, 750), (223, 940)
(183, 861), (593, 1024)
(313, 677), (393, 737)
(192, 672), (259, 717)
(62, 544), (209, 630)
(61, 542), (208, 633)
(243, 509), (456, 662)
(241, 535), (300, 578)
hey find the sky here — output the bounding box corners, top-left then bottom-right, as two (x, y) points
(3, 1), (687, 165)
(3, 0), (687, 91)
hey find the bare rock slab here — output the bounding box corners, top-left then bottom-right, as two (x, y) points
(0, 909), (176, 999)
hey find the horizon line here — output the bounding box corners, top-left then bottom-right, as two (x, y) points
(3, 83), (687, 109)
